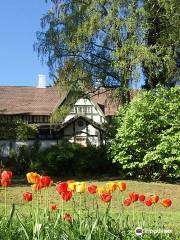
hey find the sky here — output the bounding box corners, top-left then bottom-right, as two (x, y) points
(0, 0), (52, 87)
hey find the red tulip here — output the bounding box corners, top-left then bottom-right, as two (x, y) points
(40, 176), (52, 187)
(23, 192), (32, 202)
(161, 199), (172, 208)
(64, 213), (72, 221)
(100, 192), (112, 203)
(88, 185), (97, 194)
(150, 195), (159, 203)
(56, 182), (68, 194)
(129, 192), (139, 202)
(123, 198), (131, 206)
(1, 171), (12, 181)
(51, 204), (58, 210)
(139, 194), (145, 202)
(1, 178), (11, 187)
(119, 182), (126, 191)
(61, 191), (72, 201)
(145, 198), (152, 207)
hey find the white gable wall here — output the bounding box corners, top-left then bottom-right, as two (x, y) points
(63, 98), (105, 124)
(62, 118), (101, 146)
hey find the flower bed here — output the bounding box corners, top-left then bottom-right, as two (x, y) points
(0, 171), (178, 240)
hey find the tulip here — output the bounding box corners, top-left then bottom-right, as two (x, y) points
(106, 182), (118, 192)
(40, 176), (52, 188)
(97, 186), (107, 195)
(161, 199), (172, 208)
(100, 192), (112, 203)
(75, 182), (86, 193)
(68, 182), (76, 192)
(51, 204), (58, 210)
(129, 192), (139, 202)
(118, 182), (126, 192)
(1, 171), (12, 180)
(56, 182), (68, 194)
(123, 198), (131, 206)
(145, 198), (152, 207)
(1, 178), (11, 187)
(61, 191), (73, 201)
(31, 182), (43, 191)
(88, 185), (97, 194)
(26, 172), (40, 184)
(64, 213), (72, 221)
(150, 195), (159, 203)
(23, 192), (32, 202)
(139, 194), (145, 202)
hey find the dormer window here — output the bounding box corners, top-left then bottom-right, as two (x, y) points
(71, 106), (92, 114)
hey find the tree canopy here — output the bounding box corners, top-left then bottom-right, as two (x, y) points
(111, 86), (180, 180)
(35, 0), (179, 101)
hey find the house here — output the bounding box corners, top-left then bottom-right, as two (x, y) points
(0, 75), (124, 155)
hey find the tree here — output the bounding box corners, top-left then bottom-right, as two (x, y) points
(142, 0), (180, 89)
(110, 86), (180, 180)
(0, 119), (37, 141)
(35, 0), (179, 102)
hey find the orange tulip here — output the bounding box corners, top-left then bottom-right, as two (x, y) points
(150, 195), (159, 204)
(118, 182), (126, 191)
(26, 172), (40, 184)
(161, 199), (172, 208)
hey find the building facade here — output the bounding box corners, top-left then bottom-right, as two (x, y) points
(0, 81), (122, 155)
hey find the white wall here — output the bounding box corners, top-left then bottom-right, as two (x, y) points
(63, 98), (106, 124)
(62, 118), (101, 146)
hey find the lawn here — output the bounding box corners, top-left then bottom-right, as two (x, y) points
(0, 178), (179, 234)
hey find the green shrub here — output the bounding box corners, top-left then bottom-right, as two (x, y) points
(111, 86), (180, 181)
(33, 142), (118, 177)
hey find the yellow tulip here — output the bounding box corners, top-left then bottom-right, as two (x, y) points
(97, 186), (107, 195)
(68, 182), (76, 191)
(106, 181), (118, 192)
(26, 172), (40, 184)
(75, 182), (86, 193)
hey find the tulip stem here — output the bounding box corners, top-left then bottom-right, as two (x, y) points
(4, 187), (7, 219)
(132, 203), (135, 225)
(61, 199), (64, 221)
(79, 193), (82, 235)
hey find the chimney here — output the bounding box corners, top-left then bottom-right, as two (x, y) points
(36, 74), (46, 88)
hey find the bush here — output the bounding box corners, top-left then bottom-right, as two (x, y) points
(111, 86), (180, 181)
(7, 141), (118, 177)
(33, 142), (118, 177)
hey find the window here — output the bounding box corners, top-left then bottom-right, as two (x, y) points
(77, 119), (84, 127)
(76, 106), (91, 114)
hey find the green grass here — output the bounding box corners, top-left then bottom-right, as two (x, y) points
(0, 179), (179, 224)
(0, 178), (179, 239)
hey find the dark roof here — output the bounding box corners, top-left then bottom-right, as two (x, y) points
(0, 86), (67, 115)
(91, 88), (140, 116)
(0, 86), (140, 116)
